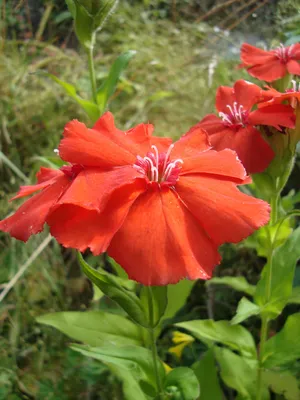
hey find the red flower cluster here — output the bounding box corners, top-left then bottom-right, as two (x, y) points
(240, 42), (300, 82)
(194, 80), (295, 174)
(0, 112), (270, 285)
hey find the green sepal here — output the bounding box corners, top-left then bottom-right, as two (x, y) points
(78, 253), (149, 327)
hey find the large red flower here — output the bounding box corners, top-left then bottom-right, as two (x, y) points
(195, 80), (295, 174)
(0, 112), (270, 285)
(240, 42), (300, 82)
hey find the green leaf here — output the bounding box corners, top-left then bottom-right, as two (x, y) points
(71, 343), (165, 396)
(214, 348), (267, 400)
(287, 286), (300, 304)
(92, 0), (119, 33)
(97, 50), (136, 112)
(140, 286), (168, 328)
(176, 320), (256, 359)
(109, 365), (148, 400)
(72, 1), (95, 49)
(42, 72), (100, 121)
(231, 297), (261, 325)
(262, 370), (300, 400)
(192, 349), (223, 400)
(255, 226), (300, 319)
(163, 367), (200, 400)
(206, 277), (255, 296)
(163, 280), (195, 321)
(36, 311), (143, 346)
(78, 253), (148, 327)
(263, 313), (300, 368)
(67, 0), (118, 48)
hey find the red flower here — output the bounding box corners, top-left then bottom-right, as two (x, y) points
(258, 81), (300, 109)
(195, 80), (295, 174)
(240, 42), (300, 82)
(0, 112), (270, 285)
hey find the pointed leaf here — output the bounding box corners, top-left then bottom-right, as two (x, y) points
(97, 50), (136, 112)
(36, 311), (143, 346)
(263, 313), (300, 368)
(140, 286), (168, 328)
(163, 367), (200, 400)
(207, 277), (255, 296)
(231, 297), (261, 325)
(71, 343), (165, 395)
(262, 370), (300, 400)
(42, 72), (100, 121)
(255, 227), (300, 319)
(176, 320), (256, 359)
(192, 350), (223, 400)
(163, 280), (195, 322)
(214, 348), (269, 400)
(78, 253), (148, 327)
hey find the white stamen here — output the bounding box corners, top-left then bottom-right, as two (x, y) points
(162, 159), (183, 182)
(144, 156), (158, 182)
(54, 148), (59, 154)
(163, 144), (175, 172)
(151, 145), (159, 171)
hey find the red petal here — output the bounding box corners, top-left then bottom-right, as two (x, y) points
(246, 60), (287, 82)
(287, 59), (300, 75)
(0, 175), (70, 241)
(171, 126), (211, 160)
(11, 168), (64, 200)
(208, 126), (274, 174)
(36, 167), (63, 183)
(250, 104), (295, 129)
(176, 175), (270, 245)
(196, 114), (225, 134)
(216, 86), (235, 113)
(240, 43), (277, 65)
(56, 166), (145, 211)
(93, 112), (155, 154)
(47, 180), (146, 254)
(59, 120), (136, 168)
(233, 80), (264, 110)
(108, 188), (220, 285)
(180, 149), (246, 182)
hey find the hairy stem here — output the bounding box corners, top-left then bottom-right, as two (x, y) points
(87, 44), (98, 105)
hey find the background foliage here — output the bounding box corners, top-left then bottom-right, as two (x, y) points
(0, 0), (300, 398)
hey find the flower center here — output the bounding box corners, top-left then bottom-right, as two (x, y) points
(274, 44), (294, 63)
(219, 102), (249, 128)
(133, 144), (183, 187)
(60, 164), (84, 180)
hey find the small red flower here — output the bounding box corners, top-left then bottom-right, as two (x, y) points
(195, 80), (295, 173)
(240, 42), (300, 82)
(259, 81), (300, 109)
(0, 112), (270, 285)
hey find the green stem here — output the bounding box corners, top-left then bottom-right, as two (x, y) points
(146, 286), (163, 397)
(87, 45), (98, 105)
(256, 201), (276, 400)
(256, 316), (269, 400)
(270, 195), (279, 226)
